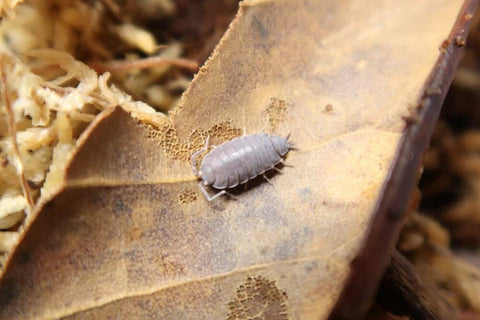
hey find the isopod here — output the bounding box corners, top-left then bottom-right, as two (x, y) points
(191, 133), (292, 201)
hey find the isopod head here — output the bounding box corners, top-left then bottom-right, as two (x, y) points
(199, 165), (215, 186)
(270, 135), (290, 156)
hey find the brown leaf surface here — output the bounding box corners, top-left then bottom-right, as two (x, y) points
(0, 0), (468, 319)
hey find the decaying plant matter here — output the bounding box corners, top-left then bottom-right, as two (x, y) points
(0, 0), (479, 319)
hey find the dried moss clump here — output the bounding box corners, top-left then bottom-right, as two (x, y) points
(0, 0), (193, 270)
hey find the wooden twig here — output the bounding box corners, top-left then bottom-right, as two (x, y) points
(376, 250), (457, 320)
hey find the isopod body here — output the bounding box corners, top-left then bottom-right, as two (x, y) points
(191, 133), (291, 201)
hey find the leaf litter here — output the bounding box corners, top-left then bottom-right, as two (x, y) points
(0, 0), (476, 319)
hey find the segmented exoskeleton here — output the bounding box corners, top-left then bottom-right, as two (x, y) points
(191, 133), (291, 201)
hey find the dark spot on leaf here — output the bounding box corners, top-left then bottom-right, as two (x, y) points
(227, 275), (288, 320)
(17, 250), (31, 265)
(251, 15), (269, 39)
(112, 195), (131, 215)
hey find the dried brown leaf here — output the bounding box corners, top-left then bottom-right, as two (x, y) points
(0, 0), (471, 319)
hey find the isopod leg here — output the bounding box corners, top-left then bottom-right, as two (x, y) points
(272, 167), (283, 173)
(262, 173), (273, 185)
(279, 159), (294, 167)
(224, 191), (239, 200)
(191, 135), (210, 176)
(242, 105), (247, 136)
(198, 182), (238, 201)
